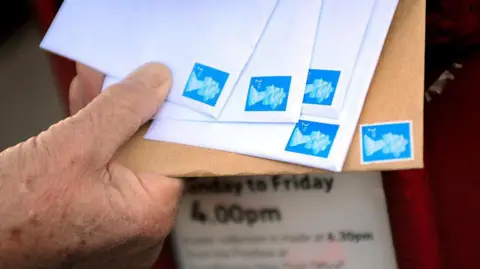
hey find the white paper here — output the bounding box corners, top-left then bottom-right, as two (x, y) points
(302, 0), (375, 119)
(41, 0), (278, 118)
(144, 0), (399, 172)
(174, 173), (397, 269)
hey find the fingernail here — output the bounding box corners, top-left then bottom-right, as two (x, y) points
(125, 63), (172, 100)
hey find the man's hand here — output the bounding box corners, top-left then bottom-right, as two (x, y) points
(0, 63), (182, 268)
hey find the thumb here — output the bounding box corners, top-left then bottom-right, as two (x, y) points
(62, 63), (172, 165)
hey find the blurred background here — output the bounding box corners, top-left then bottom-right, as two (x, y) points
(0, 1), (65, 150)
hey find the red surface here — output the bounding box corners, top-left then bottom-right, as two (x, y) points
(383, 169), (442, 269)
(425, 52), (480, 268)
(32, 0), (480, 268)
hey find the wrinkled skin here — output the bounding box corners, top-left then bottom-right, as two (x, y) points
(0, 63), (183, 268)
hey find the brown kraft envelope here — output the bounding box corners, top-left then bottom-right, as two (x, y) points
(113, 0), (425, 177)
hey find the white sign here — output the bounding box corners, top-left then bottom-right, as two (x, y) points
(173, 173), (398, 269)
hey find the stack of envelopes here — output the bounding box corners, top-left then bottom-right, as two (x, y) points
(41, 0), (402, 172)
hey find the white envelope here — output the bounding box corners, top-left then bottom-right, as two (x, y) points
(144, 0), (399, 172)
(160, 0), (323, 123)
(40, 0), (278, 118)
(302, 0), (376, 119)
(104, 0), (371, 123)
(103, 0), (323, 123)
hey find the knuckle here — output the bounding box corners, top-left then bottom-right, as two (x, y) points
(67, 113), (104, 165)
(51, 114), (105, 167)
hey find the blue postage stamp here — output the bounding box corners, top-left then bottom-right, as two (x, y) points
(245, 76), (292, 111)
(303, 69), (341, 106)
(285, 120), (340, 158)
(360, 121), (414, 164)
(183, 63), (230, 107)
